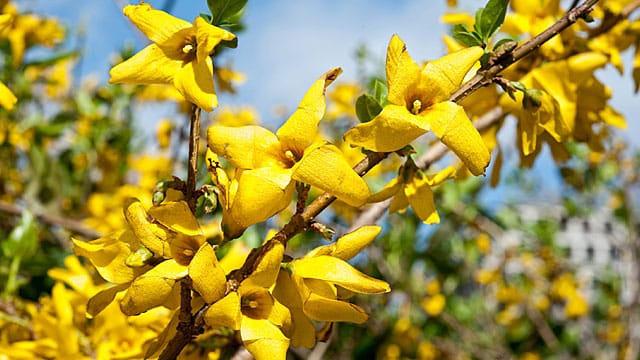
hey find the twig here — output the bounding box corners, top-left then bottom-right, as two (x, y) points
(186, 106), (202, 213)
(589, 0), (640, 37)
(451, 0), (599, 103)
(159, 278), (195, 360)
(0, 200), (102, 239)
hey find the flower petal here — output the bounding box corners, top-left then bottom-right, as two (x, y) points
(0, 81), (17, 110)
(194, 16), (236, 63)
(225, 167), (295, 238)
(122, 4), (191, 45)
(204, 292), (242, 330)
(405, 174), (439, 224)
(305, 226), (381, 261)
(421, 46), (483, 103)
(241, 318), (290, 360)
(303, 291), (368, 323)
(273, 271), (316, 349)
(189, 243), (227, 304)
(173, 56), (217, 112)
(120, 260), (188, 315)
(344, 105), (428, 152)
(426, 101), (490, 175)
(148, 200), (202, 236)
(86, 283), (130, 318)
(293, 255), (390, 294)
(244, 239), (284, 288)
(109, 44), (180, 85)
(292, 144), (369, 207)
(72, 230), (150, 284)
(207, 125), (282, 169)
(331, 226), (381, 260)
(386, 35), (422, 107)
(368, 177), (403, 203)
(276, 68), (341, 154)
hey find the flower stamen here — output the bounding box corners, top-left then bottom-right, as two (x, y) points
(411, 99), (422, 115)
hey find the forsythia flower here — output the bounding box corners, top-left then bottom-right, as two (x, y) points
(208, 68), (370, 239)
(369, 161), (456, 224)
(0, 14), (16, 110)
(73, 200), (226, 316)
(344, 34), (490, 175)
(109, 4), (235, 112)
(273, 226), (390, 348)
(205, 239), (291, 360)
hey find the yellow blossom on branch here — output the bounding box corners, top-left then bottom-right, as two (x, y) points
(208, 68), (370, 238)
(369, 162), (457, 224)
(344, 34), (490, 175)
(273, 226), (390, 348)
(109, 3), (235, 112)
(73, 200), (226, 316)
(205, 239), (291, 360)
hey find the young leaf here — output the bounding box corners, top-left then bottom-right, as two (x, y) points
(207, 0), (248, 26)
(371, 78), (388, 105)
(453, 24), (483, 47)
(475, 0), (509, 42)
(355, 94), (382, 123)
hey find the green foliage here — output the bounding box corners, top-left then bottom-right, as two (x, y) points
(453, 0), (509, 47)
(207, 0), (248, 26)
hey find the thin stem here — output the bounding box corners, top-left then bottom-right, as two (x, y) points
(0, 200), (102, 239)
(159, 278), (195, 360)
(451, 0), (600, 103)
(186, 106), (202, 213)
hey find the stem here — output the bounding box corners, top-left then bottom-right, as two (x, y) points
(450, 0), (600, 103)
(0, 200), (102, 240)
(186, 106), (202, 213)
(159, 278), (195, 360)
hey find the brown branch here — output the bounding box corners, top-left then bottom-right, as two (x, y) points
(589, 0), (640, 37)
(159, 278), (195, 360)
(451, 0), (599, 103)
(0, 200), (102, 239)
(186, 106), (202, 213)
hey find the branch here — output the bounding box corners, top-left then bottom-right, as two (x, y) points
(159, 278), (195, 360)
(186, 106), (202, 213)
(0, 200), (102, 239)
(450, 0), (599, 103)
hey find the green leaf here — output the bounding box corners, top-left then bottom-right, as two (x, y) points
(370, 78), (388, 105)
(2, 211), (38, 259)
(452, 24), (483, 47)
(355, 94), (382, 123)
(474, 0), (509, 42)
(207, 0), (248, 26)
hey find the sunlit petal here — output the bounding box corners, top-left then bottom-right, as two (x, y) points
(122, 3), (191, 44)
(292, 144), (369, 207)
(426, 101), (490, 175)
(276, 68), (341, 154)
(293, 256), (390, 294)
(344, 105), (427, 152)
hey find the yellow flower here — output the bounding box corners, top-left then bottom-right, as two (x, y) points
(0, 8), (16, 110)
(208, 68), (370, 238)
(369, 163), (456, 224)
(74, 200), (226, 316)
(109, 4), (235, 112)
(273, 226), (390, 348)
(421, 294), (446, 316)
(205, 240), (291, 360)
(344, 35), (490, 175)
(156, 118), (174, 149)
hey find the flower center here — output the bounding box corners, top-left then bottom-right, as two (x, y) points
(182, 43), (194, 54)
(411, 99), (422, 115)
